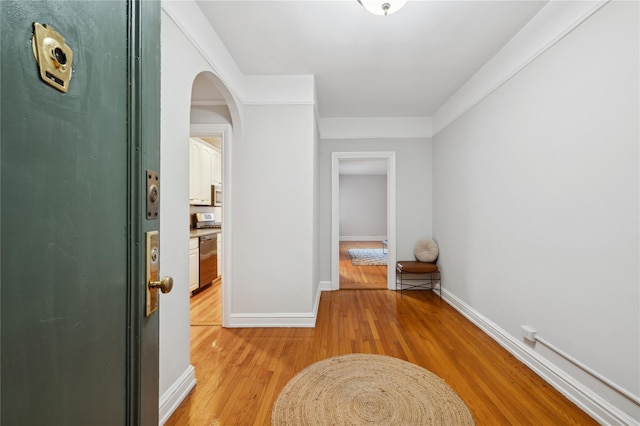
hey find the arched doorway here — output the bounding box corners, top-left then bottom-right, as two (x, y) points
(188, 72), (236, 327)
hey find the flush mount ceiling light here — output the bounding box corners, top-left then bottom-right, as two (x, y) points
(357, 0), (408, 16)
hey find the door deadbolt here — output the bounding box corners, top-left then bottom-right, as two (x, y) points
(146, 170), (159, 220)
(32, 23), (73, 93)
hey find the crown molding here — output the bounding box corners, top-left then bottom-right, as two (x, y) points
(162, 2), (317, 109)
(319, 116), (432, 140)
(190, 100), (228, 107)
(432, 0), (610, 136)
(243, 75), (316, 106)
(161, 1), (246, 104)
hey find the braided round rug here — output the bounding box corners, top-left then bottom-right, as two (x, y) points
(271, 354), (475, 425)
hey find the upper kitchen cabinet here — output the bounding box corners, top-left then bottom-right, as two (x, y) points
(189, 139), (202, 204)
(189, 138), (221, 205)
(211, 148), (221, 184)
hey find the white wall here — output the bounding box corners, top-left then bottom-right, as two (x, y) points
(230, 104), (317, 321)
(312, 122), (321, 303)
(160, 6), (207, 414)
(339, 175), (387, 239)
(433, 1), (639, 422)
(190, 105), (232, 124)
(160, 1), (320, 420)
(159, 1), (245, 421)
(319, 138), (432, 282)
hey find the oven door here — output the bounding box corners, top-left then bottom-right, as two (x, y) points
(199, 234), (218, 287)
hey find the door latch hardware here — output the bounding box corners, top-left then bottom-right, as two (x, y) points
(32, 23), (73, 93)
(146, 231), (160, 316)
(146, 231), (173, 317)
(146, 170), (159, 220)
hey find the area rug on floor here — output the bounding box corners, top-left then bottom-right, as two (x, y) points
(348, 248), (387, 266)
(271, 354), (475, 426)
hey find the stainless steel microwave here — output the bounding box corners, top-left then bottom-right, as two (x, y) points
(212, 184), (222, 207)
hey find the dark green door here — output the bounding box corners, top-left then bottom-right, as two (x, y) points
(1, 1), (161, 425)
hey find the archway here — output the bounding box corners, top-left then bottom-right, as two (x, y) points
(188, 71), (237, 327)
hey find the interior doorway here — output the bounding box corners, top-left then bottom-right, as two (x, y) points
(188, 124), (232, 327)
(331, 152), (397, 291)
(188, 71), (234, 328)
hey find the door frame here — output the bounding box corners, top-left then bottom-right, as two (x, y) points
(190, 123), (233, 326)
(331, 152), (397, 290)
(127, 0), (161, 423)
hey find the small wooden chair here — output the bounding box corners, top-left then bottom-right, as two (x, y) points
(396, 260), (441, 297)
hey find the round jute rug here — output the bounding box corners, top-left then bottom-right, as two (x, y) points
(271, 354), (475, 425)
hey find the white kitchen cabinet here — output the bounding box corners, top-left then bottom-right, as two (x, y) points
(211, 147), (221, 184)
(189, 138), (214, 205)
(189, 237), (199, 292)
(189, 139), (201, 204)
(199, 145), (213, 204)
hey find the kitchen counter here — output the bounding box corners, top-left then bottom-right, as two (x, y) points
(190, 228), (222, 238)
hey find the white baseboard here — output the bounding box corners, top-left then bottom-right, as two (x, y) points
(340, 236), (387, 242)
(227, 283), (329, 328)
(319, 280), (333, 291)
(159, 365), (196, 425)
(441, 289), (637, 426)
(228, 312), (316, 327)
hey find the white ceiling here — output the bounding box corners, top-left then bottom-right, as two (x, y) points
(195, 0), (547, 119)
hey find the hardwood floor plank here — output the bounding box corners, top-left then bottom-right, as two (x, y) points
(167, 289), (598, 425)
(340, 241), (387, 289)
(191, 279), (222, 325)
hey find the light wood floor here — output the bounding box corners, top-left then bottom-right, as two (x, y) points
(190, 241), (385, 326)
(340, 241), (387, 289)
(191, 278), (221, 326)
(168, 289), (596, 426)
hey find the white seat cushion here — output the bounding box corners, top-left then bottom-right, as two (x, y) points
(414, 239), (439, 262)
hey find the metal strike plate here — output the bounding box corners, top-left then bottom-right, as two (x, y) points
(146, 170), (159, 220)
(146, 231), (159, 317)
(32, 23), (73, 93)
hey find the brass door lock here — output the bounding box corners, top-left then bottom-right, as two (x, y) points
(32, 23), (73, 93)
(146, 231), (173, 316)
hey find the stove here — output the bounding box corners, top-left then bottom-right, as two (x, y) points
(193, 212), (221, 229)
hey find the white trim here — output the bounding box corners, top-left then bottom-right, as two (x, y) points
(319, 280), (333, 292)
(161, 1), (245, 105)
(331, 152), (396, 291)
(162, 2), (316, 110)
(191, 100), (228, 107)
(441, 289), (638, 426)
(535, 336), (640, 406)
(320, 117), (432, 140)
(228, 312), (317, 328)
(190, 124), (233, 327)
(229, 280), (325, 328)
(340, 236), (387, 242)
(243, 75), (316, 106)
(243, 100), (316, 106)
(433, 0), (610, 135)
(159, 365), (196, 426)
(312, 281), (324, 316)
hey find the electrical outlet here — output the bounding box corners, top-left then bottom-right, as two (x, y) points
(520, 325), (537, 342)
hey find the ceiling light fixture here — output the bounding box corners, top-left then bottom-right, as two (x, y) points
(357, 0), (408, 16)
